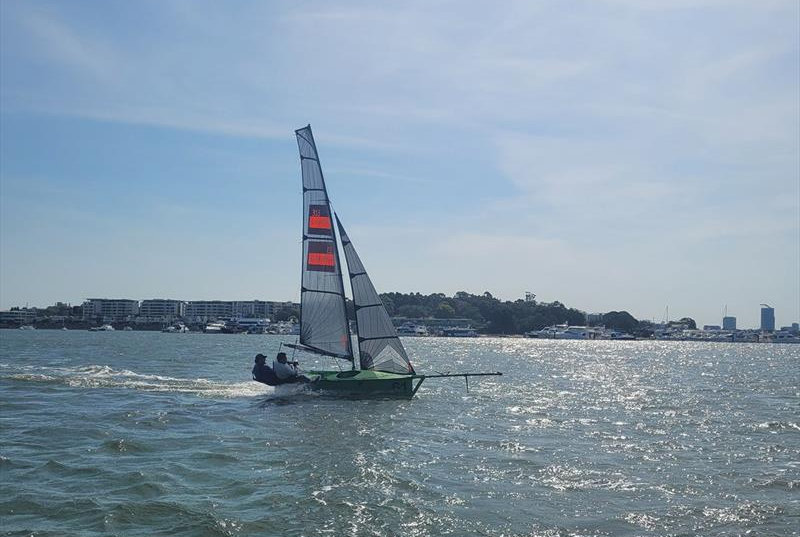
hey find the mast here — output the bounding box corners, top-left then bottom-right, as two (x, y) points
(294, 125), (353, 361)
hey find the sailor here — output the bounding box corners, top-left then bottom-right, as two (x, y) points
(252, 354), (279, 385)
(273, 352), (310, 383)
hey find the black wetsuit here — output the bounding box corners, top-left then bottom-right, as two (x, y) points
(252, 363), (308, 386)
(252, 363), (280, 386)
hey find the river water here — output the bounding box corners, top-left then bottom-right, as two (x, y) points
(1, 331), (797, 536)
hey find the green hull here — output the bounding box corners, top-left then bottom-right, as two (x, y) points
(306, 370), (424, 399)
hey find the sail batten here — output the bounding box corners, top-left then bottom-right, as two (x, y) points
(335, 214), (415, 375)
(302, 288), (346, 296)
(284, 342), (351, 359)
(295, 125), (353, 361)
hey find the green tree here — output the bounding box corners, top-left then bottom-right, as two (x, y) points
(434, 303), (456, 319)
(398, 304), (428, 318)
(602, 311), (639, 333)
(275, 307), (300, 322)
(484, 305), (516, 334)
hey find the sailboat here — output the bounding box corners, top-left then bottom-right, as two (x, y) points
(279, 125), (500, 398)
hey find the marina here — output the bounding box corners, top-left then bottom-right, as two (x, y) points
(4, 321), (798, 343)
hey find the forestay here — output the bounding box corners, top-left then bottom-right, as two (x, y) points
(336, 215), (415, 375)
(295, 126), (353, 360)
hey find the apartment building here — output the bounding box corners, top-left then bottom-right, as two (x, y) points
(82, 299), (140, 321)
(139, 299), (186, 322)
(185, 300), (299, 322)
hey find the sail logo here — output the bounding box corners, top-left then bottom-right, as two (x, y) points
(307, 241), (336, 272)
(308, 205), (332, 235)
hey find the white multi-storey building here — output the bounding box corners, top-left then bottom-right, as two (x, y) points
(0, 309), (38, 323)
(82, 299), (140, 321)
(185, 300), (299, 322)
(139, 299), (186, 322)
(233, 300), (298, 319)
(185, 301), (234, 321)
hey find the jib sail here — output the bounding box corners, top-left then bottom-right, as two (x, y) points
(336, 214), (415, 375)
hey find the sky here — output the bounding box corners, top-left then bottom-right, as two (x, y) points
(1, 0), (798, 329)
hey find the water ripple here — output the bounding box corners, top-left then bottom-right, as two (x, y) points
(1, 332), (798, 536)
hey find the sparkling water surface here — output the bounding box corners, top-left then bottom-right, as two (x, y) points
(1, 331), (797, 536)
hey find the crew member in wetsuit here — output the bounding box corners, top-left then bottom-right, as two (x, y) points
(252, 354), (279, 385)
(273, 352), (310, 383)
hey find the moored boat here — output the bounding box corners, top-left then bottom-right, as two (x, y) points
(162, 323), (189, 333)
(440, 326), (478, 337)
(203, 321), (225, 333)
(396, 323), (429, 336)
(766, 331), (800, 344)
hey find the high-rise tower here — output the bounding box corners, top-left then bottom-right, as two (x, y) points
(760, 304), (775, 332)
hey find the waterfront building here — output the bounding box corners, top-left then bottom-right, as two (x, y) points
(139, 299), (186, 322)
(185, 301), (234, 321)
(586, 312), (604, 325)
(760, 306), (775, 332)
(42, 302), (76, 317)
(780, 324), (800, 335)
(231, 300), (298, 319)
(0, 309), (37, 324)
(722, 316), (736, 330)
(82, 299), (139, 321)
(185, 300), (298, 322)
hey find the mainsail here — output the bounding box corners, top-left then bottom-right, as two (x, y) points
(336, 215), (415, 375)
(295, 125), (353, 360)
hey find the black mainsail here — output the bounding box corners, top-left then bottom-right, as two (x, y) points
(336, 215), (415, 375)
(294, 125), (353, 361)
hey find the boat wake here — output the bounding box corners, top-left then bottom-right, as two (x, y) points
(0, 363), (271, 399)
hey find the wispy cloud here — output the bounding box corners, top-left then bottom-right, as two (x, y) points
(20, 6), (118, 83)
(326, 167), (445, 186)
(1, 0), (797, 325)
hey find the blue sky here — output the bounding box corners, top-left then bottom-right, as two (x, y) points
(1, 0), (798, 329)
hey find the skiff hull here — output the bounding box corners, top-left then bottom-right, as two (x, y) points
(306, 370), (424, 399)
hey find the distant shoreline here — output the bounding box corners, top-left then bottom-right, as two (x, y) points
(5, 325), (798, 344)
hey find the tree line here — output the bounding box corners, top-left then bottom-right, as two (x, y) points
(377, 291), (639, 335)
(280, 290), (697, 336)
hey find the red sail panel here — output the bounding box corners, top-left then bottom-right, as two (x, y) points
(309, 215), (332, 230)
(308, 252), (335, 266)
(308, 204), (333, 235)
(307, 241), (336, 272)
